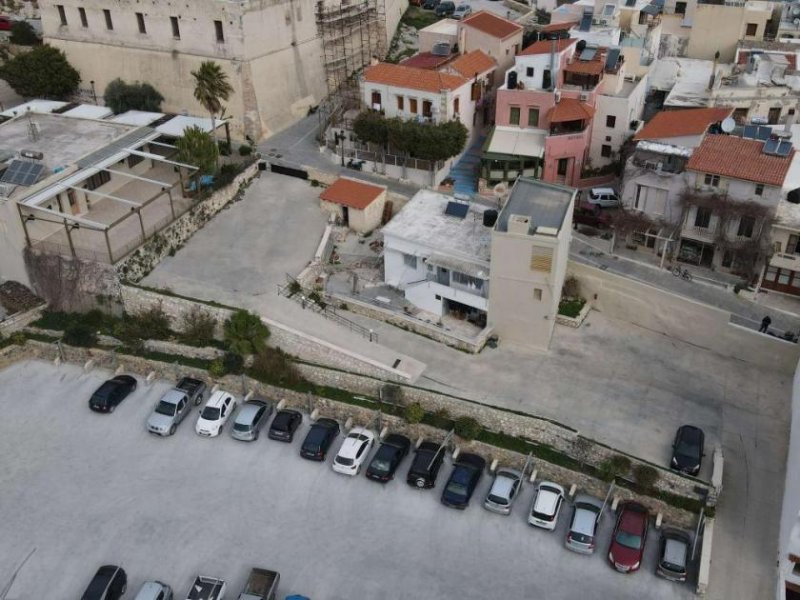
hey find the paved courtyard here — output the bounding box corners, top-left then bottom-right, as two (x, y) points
(0, 360), (693, 600)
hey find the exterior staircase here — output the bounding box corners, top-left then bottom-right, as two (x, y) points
(448, 134), (485, 197)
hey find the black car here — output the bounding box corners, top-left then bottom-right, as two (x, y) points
(300, 417), (340, 460)
(406, 440), (447, 489)
(81, 565), (127, 600)
(268, 409), (303, 442)
(88, 375), (137, 413)
(422, 0), (440, 9)
(366, 434), (411, 482)
(671, 425), (705, 475)
(435, 0), (455, 16)
(441, 452), (486, 509)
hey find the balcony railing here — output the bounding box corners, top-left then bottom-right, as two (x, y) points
(425, 272), (489, 298)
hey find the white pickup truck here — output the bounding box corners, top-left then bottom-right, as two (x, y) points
(186, 575), (226, 600)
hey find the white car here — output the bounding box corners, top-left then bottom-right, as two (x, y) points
(195, 390), (236, 437)
(332, 427), (375, 475)
(585, 187), (620, 207)
(528, 481), (565, 530)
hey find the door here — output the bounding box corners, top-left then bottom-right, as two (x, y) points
(177, 397), (187, 422)
(342, 205), (349, 226)
(437, 267), (449, 285)
(557, 158), (569, 176)
(768, 107), (782, 125)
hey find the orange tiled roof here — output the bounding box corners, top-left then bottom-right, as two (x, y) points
(320, 177), (385, 210)
(448, 50), (497, 78)
(548, 98), (595, 123)
(564, 56), (604, 75)
(634, 107), (734, 141)
(519, 37), (576, 56)
(400, 52), (453, 70)
(461, 10), (522, 40)
(538, 20), (578, 33)
(687, 134), (794, 186)
(364, 62), (468, 93)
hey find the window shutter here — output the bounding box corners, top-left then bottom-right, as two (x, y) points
(530, 247), (553, 271)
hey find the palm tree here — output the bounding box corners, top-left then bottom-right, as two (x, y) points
(191, 61), (233, 155)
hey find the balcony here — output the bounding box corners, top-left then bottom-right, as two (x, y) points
(425, 272), (489, 299)
(681, 223), (718, 243)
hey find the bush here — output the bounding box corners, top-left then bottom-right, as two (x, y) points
(63, 322), (97, 347)
(598, 454), (632, 482)
(238, 144), (253, 156)
(10, 21), (39, 45)
(9, 331), (27, 346)
(181, 306), (217, 346)
(224, 310), (269, 356)
(558, 298), (585, 319)
(454, 416), (482, 441)
(103, 78), (164, 114)
(404, 401), (425, 424)
(428, 408), (452, 430)
(128, 306), (171, 340)
(208, 358), (226, 378)
(218, 141), (231, 156)
(249, 347), (304, 387)
(633, 464), (659, 491)
(0, 45), (80, 99)
(222, 351), (245, 375)
(562, 276), (580, 298)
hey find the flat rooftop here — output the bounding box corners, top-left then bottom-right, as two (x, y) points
(496, 178), (575, 235)
(420, 18), (459, 36)
(381, 189), (492, 263)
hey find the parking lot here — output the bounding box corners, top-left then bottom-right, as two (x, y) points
(0, 359), (695, 599)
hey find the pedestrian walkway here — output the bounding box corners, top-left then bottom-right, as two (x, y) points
(448, 134), (485, 196)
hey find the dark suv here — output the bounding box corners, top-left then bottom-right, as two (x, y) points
(435, 1), (455, 16)
(268, 409), (302, 442)
(81, 565), (127, 600)
(441, 453), (486, 509)
(300, 417), (340, 460)
(670, 425), (705, 476)
(366, 434), (411, 483)
(406, 440), (447, 488)
(89, 375), (137, 413)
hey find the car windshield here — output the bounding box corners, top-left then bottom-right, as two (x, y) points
(201, 406), (220, 420)
(155, 400), (176, 416)
(487, 494), (508, 506)
(615, 530), (643, 550)
(570, 532), (592, 544)
(446, 481), (467, 497)
(233, 422), (250, 431)
(675, 440), (697, 458)
(370, 459), (390, 473)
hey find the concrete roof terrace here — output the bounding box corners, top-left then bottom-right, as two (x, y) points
(496, 177), (575, 236)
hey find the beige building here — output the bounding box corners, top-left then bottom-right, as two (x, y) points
(319, 176), (386, 233)
(458, 11), (523, 74)
(488, 178), (576, 351)
(687, 0), (773, 62)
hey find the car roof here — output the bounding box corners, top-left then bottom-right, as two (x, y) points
(314, 417), (338, 429)
(136, 581), (166, 600)
(678, 425), (704, 442)
(591, 187), (616, 195)
(619, 502), (649, 530)
(338, 434), (370, 459)
(457, 453), (485, 468)
(491, 470), (520, 497)
(160, 389), (186, 404)
(206, 390), (233, 407)
(572, 503), (600, 535)
(663, 536), (689, 566)
(535, 483), (564, 513)
(235, 401), (264, 422)
(574, 493), (604, 510)
(383, 433), (410, 447)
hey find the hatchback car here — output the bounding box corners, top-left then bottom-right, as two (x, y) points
(565, 494), (604, 554)
(435, 1), (455, 16)
(573, 201), (614, 229)
(366, 434), (411, 482)
(81, 565), (127, 600)
(406, 440), (447, 489)
(484, 468), (523, 515)
(134, 581), (173, 600)
(147, 389), (192, 436)
(332, 427), (375, 475)
(300, 417), (340, 460)
(608, 501), (650, 573)
(89, 375), (137, 413)
(231, 399), (272, 442)
(268, 409), (302, 442)
(441, 452), (486, 509)
(586, 187), (620, 207)
(528, 481), (565, 529)
(656, 528), (691, 582)
(671, 424), (705, 476)
(195, 390), (236, 437)
(452, 3), (472, 18)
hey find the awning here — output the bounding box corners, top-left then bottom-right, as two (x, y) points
(426, 253), (490, 279)
(62, 104), (113, 120)
(155, 115), (228, 138)
(485, 126), (546, 159)
(548, 97), (595, 123)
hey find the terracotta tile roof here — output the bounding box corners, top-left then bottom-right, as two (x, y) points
(548, 98), (595, 123)
(447, 50), (497, 78)
(400, 52), (453, 70)
(687, 134), (794, 186)
(538, 20), (578, 33)
(564, 56), (604, 75)
(319, 177), (385, 210)
(520, 36), (576, 56)
(634, 107), (734, 141)
(461, 10), (522, 40)
(364, 62), (468, 93)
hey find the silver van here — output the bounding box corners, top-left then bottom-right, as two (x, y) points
(564, 494), (604, 554)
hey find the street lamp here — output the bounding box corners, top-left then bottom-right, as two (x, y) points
(334, 131), (346, 167)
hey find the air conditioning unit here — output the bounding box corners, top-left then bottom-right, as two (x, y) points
(554, 89), (561, 103)
(579, 92), (589, 102)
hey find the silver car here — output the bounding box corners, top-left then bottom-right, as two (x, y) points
(134, 581), (173, 600)
(146, 389), (192, 436)
(484, 468), (522, 515)
(231, 399), (273, 441)
(565, 494), (604, 554)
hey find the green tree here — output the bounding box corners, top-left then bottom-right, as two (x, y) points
(0, 45), (80, 99)
(103, 78), (164, 114)
(191, 61), (233, 159)
(353, 110), (389, 146)
(9, 21), (39, 45)
(223, 310), (270, 356)
(176, 126), (219, 175)
(386, 117), (418, 179)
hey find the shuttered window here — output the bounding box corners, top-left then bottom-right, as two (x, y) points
(530, 247), (553, 272)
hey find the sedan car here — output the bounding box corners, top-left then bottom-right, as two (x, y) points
(435, 0), (455, 16)
(656, 528), (692, 582)
(268, 409), (303, 442)
(608, 501), (650, 573)
(81, 565), (127, 600)
(671, 424), (705, 476)
(195, 390), (236, 437)
(332, 427), (375, 475)
(231, 398), (272, 442)
(441, 452), (486, 509)
(407, 440), (447, 489)
(484, 468), (523, 515)
(146, 389), (192, 436)
(528, 481), (565, 529)
(89, 375), (137, 413)
(565, 494), (604, 554)
(366, 434), (411, 482)
(452, 3), (472, 19)
(573, 201), (614, 230)
(300, 417), (340, 460)
(134, 581), (173, 600)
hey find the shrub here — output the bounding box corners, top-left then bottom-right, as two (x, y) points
(218, 141), (231, 156)
(558, 298), (585, 319)
(249, 347), (304, 387)
(63, 322), (97, 347)
(598, 454), (632, 482)
(130, 306), (171, 340)
(308, 291), (326, 308)
(428, 408), (452, 429)
(454, 416), (482, 441)
(9, 332), (27, 346)
(238, 144), (253, 156)
(222, 351), (245, 375)
(103, 78), (164, 114)
(562, 276), (580, 298)
(224, 310), (269, 355)
(10, 21), (39, 45)
(0, 45), (80, 99)
(208, 358), (226, 378)
(181, 306), (217, 346)
(633, 464), (659, 491)
(404, 401), (425, 424)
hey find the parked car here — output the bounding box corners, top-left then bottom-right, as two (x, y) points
(81, 565), (127, 600)
(585, 187), (620, 207)
(406, 439), (447, 489)
(366, 434), (411, 482)
(195, 390), (236, 437)
(671, 425), (705, 476)
(528, 481), (565, 529)
(236, 567), (280, 600)
(608, 501), (650, 573)
(565, 494), (604, 554)
(175, 376), (207, 406)
(656, 528), (691, 582)
(268, 409), (303, 442)
(300, 417), (340, 460)
(422, 0), (440, 9)
(147, 388), (193, 436)
(0, 15), (14, 30)
(89, 375), (137, 413)
(134, 581), (173, 600)
(441, 452), (486, 509)
(435, 1), (455, 16)
(231, 398), (273, 442)
(573, 201), (614, 229)
(452, 3), (472, 18)
(484, 467), (523, 515)
(186, 575), (226, 600)
(332, 426), (375, 475)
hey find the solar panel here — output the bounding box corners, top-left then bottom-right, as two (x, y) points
(742, 125), (757, 139)
(605, 47), (621, 71)
(0, 160), (44, 186)
(579, 12), (592, 31)
(763, 138), (780, 155)
(755, 126), (771, 141)
(580, 47), (598, 61)
(777, 140), (793, 156)
(444, 201), (469, 219)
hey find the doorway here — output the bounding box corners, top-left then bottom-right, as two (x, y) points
(768, 107), (782, 125)
(341, 206), (349, 226)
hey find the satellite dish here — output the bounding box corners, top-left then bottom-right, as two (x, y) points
(721, 117), (736, 133)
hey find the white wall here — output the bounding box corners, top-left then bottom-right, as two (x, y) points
(590, 76), (648, 166)
(777, 358), (800, 600)
(383, 235), (429, 288)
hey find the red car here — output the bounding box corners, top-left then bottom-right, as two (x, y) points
(0, 16), (14, 30)
(573, 201), (614, 229)
(608, 502), (649, 573)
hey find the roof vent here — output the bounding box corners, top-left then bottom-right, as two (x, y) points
(508, 214), (531, 235)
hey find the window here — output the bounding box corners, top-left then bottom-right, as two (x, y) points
(755, 183), (764, 196)
(171, 16), (180, 39)
(84, 171), (111, 191)
(422, 100), (432, 118)
(704, 173), (720, 187)
(533, 288), (542, 301)
(371, 91), (381, 108)
(789, 234), (800, 254)
(453, 97), (459, 115)
(606, 115), (616, 128)
(396, 96), (404, 111)
(127, 154), (144, 169)
(745, 23), (757, 36)
(57, 5), (67, 25)
(78, 7), (87, 27)
(403, 254), (417, 269)
(737, 215), (755, 238)
(214, 19), (224, 42)
(601, 145), (612, 157)
(694, 206), (711, 228)
(509, 106), (520, 125)
(136, 12), (146, 33)
(409, 98), (418, 114)
(526, 66), (534, 77)
(103, 9), (113, 30)
(528, 107), (539, 128)
(452, 271), (484, 289)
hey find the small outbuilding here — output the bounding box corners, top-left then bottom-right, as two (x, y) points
(319, 177), (387, 234)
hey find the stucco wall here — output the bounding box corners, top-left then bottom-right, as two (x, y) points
(460, 25), (521, 74)
(687, 3), (769, 61)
